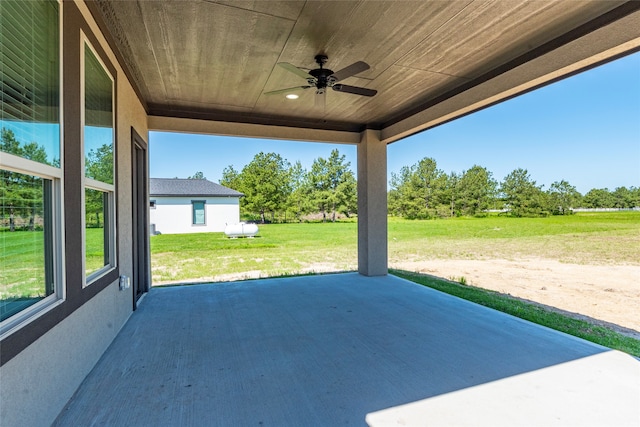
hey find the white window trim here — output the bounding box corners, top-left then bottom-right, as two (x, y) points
(80, 32), (117, 287)
(0, 0), (65, 338)
(0, 163), (66, 338)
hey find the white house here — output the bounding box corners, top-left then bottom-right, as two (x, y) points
(149, 178), (243, 234)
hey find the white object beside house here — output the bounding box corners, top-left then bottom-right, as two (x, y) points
(224, 222), (259, 238)
(149, 178), (243, 234)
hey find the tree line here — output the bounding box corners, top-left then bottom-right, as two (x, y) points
(210, 151), (638, 221)
(6, 126), (635, 231)
(389, 157), (639, 219)
(217, 149), (357, 223)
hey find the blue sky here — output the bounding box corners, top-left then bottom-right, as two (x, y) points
(150, 52), (640, 194)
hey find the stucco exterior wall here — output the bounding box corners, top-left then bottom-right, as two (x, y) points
(150, 196), (240, 234)
(0, 282), (127, 427)
(0, 1), (148, 426)
(357, 129), (388, 276)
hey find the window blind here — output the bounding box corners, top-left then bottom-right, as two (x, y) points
(0, 1), (59, 125)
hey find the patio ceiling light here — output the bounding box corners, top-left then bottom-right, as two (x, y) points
(285, 93), (299, 100)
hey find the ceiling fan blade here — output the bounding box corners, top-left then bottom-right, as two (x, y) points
(277, 62), (315, 80)
(332, 84), (377, 97)
(264, 86), (311, 96)
(330, 61), (370, 82)
(315, 90), (326, 110)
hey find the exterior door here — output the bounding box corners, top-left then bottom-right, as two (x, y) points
(131, 128), (149, 307)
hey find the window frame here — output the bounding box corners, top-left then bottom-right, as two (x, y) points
(192, 200), (206, 225)
(0, 0), (65, 337)
(80, 33), (116, 286)
(0, 156), (66, 337)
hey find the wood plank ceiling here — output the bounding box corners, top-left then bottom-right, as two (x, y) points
(91, 0), (640, 141)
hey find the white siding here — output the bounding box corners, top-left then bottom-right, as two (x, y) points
(150, 196), (240, 234)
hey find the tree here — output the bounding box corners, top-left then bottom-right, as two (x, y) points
(285, 161), (313, 222)
(547, 180), (581, 214)
(325, 150), (357, 221)
(631, 187), (640, 208)
(442, 172), (460, 217)
(308, 156), (331, 221)
(188, 171), (205, 180)
(413, 157), (447, 216)
(335, 170), (357, 217)
(85, 143), (113, 227)
(388, 166), (412, 217)
(1, 127), (22, 156)
(582, 188), (614, 208)
(22, 142), (49, 164)
(220, 165), (241, 190)
(1, 128), (50, 231)
(308, 149), (356, 222)
(612, 186), (636, 208)
(239, 152), (291, 223)
(457, 165), (497, 216)
(388, 157), (447, 219)
(85, 143), (113, 184)
(500, 168), (548, 217)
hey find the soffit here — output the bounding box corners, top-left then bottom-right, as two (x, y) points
(89, 0), (640, 142)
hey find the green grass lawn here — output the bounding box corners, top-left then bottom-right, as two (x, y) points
(5, 212), (637, 291)
(388, 211), (640, 265)
(151, 220), (359, 283)
(151, 211), (640, 284)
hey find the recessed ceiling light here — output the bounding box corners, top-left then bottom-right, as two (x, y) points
(285, 93), (299, 100)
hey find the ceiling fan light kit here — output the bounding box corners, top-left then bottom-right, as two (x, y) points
(265, 54), (377, 103)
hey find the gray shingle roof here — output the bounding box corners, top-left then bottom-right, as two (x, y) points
(150, 178), (243, 197)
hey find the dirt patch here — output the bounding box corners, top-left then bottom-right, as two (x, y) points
(391, 258), (640, 338)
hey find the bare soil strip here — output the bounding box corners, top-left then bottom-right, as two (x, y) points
(391, 259), (640, 338)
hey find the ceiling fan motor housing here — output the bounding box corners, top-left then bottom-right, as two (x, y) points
(308, 68), (335, 89)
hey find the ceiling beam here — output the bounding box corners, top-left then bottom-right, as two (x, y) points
(148, 116), (360, 144)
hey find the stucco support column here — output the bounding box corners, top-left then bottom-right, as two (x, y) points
(357, 129), (387, 276)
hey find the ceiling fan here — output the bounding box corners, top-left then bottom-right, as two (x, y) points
(264, 54), (377, 106)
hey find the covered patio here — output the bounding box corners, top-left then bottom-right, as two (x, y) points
(3, 2), (640, 426)
(53, 273), (639, 426)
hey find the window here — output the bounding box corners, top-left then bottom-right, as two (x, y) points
(85, 188), (110, 275)
(192, 200), (205, 225)
(0, 0), (62, 330)
(82, 39), (115, 284)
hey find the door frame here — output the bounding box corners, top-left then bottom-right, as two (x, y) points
(131, 127), (150, 308)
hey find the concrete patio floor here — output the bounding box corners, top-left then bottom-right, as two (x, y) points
(53, 273), (640, 426)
